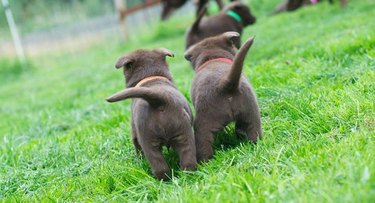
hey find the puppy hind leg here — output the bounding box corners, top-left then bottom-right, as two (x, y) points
(235, 119), (262, 143)
(140, 141), (171, 180)
(171, 131), (197, 171)
(131, 123), (143, 155)
(194, 122), (216, 163)
(235, 121), (248, 140)
(132, 137), (143, 155)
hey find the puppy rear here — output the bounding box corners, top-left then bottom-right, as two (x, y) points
(185, 32), (262, 162)
(107, 48), (196, 180)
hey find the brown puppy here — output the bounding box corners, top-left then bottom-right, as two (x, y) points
(272, 0), (348, 14)
(161, 0), (225, 20)
(184, 32), (262, 162)
(106, 48), (196, 180)
(185, 1), (256, 49)
(161, 0), (188, 20)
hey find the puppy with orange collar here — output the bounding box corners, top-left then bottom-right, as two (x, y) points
(106, 48), (196, 180)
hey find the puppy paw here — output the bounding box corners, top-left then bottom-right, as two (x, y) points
(180, 162), (197, 171)
(154, 169), (172, 181)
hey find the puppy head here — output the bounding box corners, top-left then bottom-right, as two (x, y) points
(115, 48), (174, 87)
(224, 2), (256, 26)
(184, 32), (239, 70)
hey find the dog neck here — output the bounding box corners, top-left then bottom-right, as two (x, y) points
(226, 10), (242, 23)
(135, 76), (170, 87)
(196, 58), (234, 72)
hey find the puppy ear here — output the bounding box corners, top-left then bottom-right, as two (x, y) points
(157, 48), (175, 58)
(223, 31), (240, 45)
(184, 45), (195, 61)
(115, 56), (134, 69)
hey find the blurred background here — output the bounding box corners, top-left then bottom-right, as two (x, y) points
(0, 0), (194, 58)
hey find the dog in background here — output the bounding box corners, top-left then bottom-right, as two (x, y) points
(107, 48), (196, 180)
(185, 1), (256, 49)
(184, 32), (262, 162)
(161, 0), (228, 20)
(272, 0), (348, 14)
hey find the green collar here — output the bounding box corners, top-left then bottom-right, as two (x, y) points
(226, 10), (242, 23)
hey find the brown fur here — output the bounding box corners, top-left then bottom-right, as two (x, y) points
(161, 0), (188, 20)
(106, 48), (196, 180)
(161, 0), (226, 20)
(184, 32), (262, 162)
(185, 1), (256, 50)
(272, 0), (348, 14)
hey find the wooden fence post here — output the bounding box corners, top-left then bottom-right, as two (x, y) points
(2, 0), (26, 64)
(114, 0), (128, 40)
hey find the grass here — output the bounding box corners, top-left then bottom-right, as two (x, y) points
(1, 0), (374, 201)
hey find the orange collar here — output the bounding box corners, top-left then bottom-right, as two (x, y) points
(196, 58), (233, 72)
(135, 76), (170, 87)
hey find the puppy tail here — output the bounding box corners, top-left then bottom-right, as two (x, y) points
(221, 36), (255, 92)
(192, 3), (207, 31)
(106, 87), (166, 107)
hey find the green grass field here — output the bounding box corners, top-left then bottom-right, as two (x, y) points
(1, 0), (374, 201)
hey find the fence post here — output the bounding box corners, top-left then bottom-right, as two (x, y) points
(115, 0), (128, 40)
(2, 0), (26, 64)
